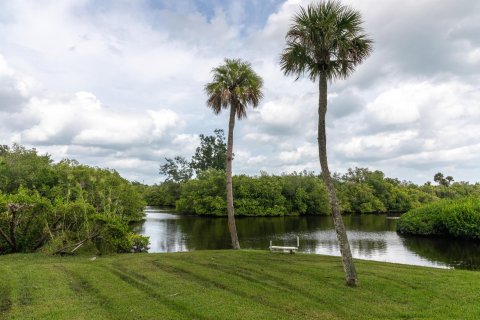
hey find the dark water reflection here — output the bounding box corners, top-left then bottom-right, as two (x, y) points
(135, 207), (480, 270)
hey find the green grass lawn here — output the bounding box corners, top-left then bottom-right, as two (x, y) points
(1, 250), (479, 319)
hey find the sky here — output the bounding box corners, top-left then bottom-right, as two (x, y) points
(1, 0), (479, 185)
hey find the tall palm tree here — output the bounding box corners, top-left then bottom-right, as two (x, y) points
(205, 59), (263, 249)
(280, 1), (372, 286)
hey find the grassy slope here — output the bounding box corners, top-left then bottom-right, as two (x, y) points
(0, 251), (479, 320)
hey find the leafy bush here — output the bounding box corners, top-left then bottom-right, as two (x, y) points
(176, 169), (226, 215)
(0, 145), (148, 255)
(441, 198), (480, 238)
(0, 188), (53, 253)
(396, 201), (446, 236)
(397, 197), (480, 239)
(233, 174), (287, 216)
(93, 215), (149, 254)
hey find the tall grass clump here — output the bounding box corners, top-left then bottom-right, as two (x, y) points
(397, 197), (480, 239)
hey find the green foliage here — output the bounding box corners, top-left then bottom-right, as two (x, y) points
(234, 174), (287, 216)
(0, 188), (53, 253)
(442, 198), (480, 238)
(150, 165), (480, 217)
(337, 168), (438, 213)
(434, 172), (454, 187)
(93, 215), (149, 254)
(51, 159), (145, 222)
(191, 129), (227, 174)
(397, 201), (446, 236)
(128, 233), (150, 253)
(280, 1), (373, 82)
(143, 181), (181, 207)
(156, 129), (228, 188)
(0, 144), (56, 194)
(159, 156), (193, 183)
(397, 197), (480, 239)
(0, 145), (147, 255)
(176, 169), (226, 215)
(176, 170), (330, 216)
(205, 59), (263, 119)
(337, 182), (386, 213)
(281, 171), (330, 215)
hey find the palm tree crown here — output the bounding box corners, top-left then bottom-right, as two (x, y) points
(280, 0), (373, 81)
(205, 59), (263, 119)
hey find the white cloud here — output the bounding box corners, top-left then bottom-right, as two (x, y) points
(0, 1), (480, 184)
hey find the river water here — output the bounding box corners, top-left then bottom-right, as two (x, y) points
(135, 207), (480, 270)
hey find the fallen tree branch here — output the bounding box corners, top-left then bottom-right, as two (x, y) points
(53, 231), (99, 255)
(0, 227), (15, 249)
(32, 216), (63, 251)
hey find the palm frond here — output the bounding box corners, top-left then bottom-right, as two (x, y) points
(205, 58), (263, 120)
(280, 0), (373, 82)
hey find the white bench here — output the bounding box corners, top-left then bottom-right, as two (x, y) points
(269, 237), (299, 254)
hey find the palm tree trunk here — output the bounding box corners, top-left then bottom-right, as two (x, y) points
(318, 73), (358, 286)
(226, 104), (241, 249)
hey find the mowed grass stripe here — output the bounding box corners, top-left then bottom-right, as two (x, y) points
(148, 258), (293, 319)
(165, 253), (328, 304)
(138, 250), (480, 320)
(65, 262), (188, 320)
(356, 260), (480, 318)
(0, 265), (13, 314)
(110, 254), (304, 320)
(158, 254), (337, 319)
(162, 251), (368, 319)
(102, 264), (207, 320)
(1, 263), (109, 320)
(1, 251), (480, 319)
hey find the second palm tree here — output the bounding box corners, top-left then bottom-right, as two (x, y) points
(205, 59), (263, 249)
(280, 1), (373, 286)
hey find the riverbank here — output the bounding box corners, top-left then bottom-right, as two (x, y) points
(397, 197), (480, 239)
(1, 251), (479, 319)
(137, 208), (480, 269)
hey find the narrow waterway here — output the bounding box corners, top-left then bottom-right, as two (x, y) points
(135, 207), (480, 270)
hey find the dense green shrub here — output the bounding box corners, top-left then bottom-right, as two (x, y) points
(175, 170), (330, 216)
(396, 201), (446, 236)
(176, 169), (227, 215)
(281, 172), (330, 215)
(0, 188), (53, 253)
(0, 145), (148, 255)
(441, 198), (480, 238)
(233, 174), (288, 216)
(337, 182), (386, 213)
(144, 181), (181, 207)
(397, 197), (480, 239)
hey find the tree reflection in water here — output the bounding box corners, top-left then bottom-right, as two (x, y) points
(400, 235), (480, 270)
(138, 207), (480, 270)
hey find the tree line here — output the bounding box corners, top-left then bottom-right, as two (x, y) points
(0, 144), (148, 255)
(146, 154), (479, 217)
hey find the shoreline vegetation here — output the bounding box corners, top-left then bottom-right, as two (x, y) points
(1, 250), (479, 319)
(143, 168), (480, 217)
(150, 129), (480, 218)
(0, 144), (148, 255)
(2, 143), (479, 256)
(397, 197), (480, 239)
